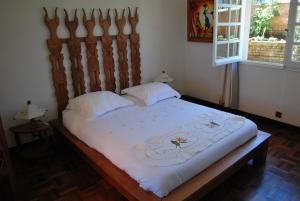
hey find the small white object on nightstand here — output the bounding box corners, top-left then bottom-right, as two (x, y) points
(154, 71), (174, 83)
(14, 100), (47, 121)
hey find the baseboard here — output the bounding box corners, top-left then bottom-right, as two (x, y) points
(181, 95), (300, 132)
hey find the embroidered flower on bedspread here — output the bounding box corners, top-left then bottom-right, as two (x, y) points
(205, 121), (220, 128)
(135, 112), (245, 167)
(171, 137), (188, 148)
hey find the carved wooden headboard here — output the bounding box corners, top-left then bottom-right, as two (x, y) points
(43, 7), (141, 117)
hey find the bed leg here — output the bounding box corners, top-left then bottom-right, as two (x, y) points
(253, 139), (269, 166)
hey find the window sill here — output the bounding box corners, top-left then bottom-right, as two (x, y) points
(240, 60), (284, 70)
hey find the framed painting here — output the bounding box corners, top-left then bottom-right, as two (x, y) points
(187, 0), (214, 42)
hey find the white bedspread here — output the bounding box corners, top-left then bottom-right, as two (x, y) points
(63, 98), (257, 197)
(135, 112), (246, 167)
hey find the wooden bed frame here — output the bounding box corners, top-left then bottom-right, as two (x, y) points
(51, 120), (270, 201)
(44, 7), (271, 201)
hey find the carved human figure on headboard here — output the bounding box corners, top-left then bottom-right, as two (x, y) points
(99, 9), (116, 91)
(83, 9), (101, 92)
(115, 9), (129, 90)
(64, 9), (85, 96)
(43, 7), (68, 116)
(43, 7), (60, 41)
(128, 7), (141, 86)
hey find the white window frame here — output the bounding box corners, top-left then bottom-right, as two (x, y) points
(214, 0), (300, 70)
(284, 0), (300, 70)
(213, 0), (246, 66)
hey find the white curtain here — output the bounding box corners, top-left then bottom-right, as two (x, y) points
(219, 62), (239, 109)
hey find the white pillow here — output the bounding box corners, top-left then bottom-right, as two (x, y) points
(63, 110), (86, 135)
(121, 82), (180, 106)
(67, 91), (133, 120)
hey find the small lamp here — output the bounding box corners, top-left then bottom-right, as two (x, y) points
(14, 101), (47, 123)
(154, 71), (174, 83)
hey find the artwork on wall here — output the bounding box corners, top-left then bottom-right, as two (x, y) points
(187, 0), (214, 42)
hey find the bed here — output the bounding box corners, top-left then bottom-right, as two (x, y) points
(63, 95), (263, 198)
(51, 113), (269, 201)
(44, 7), (271, 201)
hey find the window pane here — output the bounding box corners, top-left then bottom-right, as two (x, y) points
(218, 0), (230, 4)
(218, 26), (228, 41)
(217, 44), (228, 59)
(292, 45), (300, 62)
(248, 0), (290, 64)
(230, 8), (241, 22)
(218, 7), (229, 23)
(229, 43), (239, 56)
(297, 6), (300, 23)
(230, 26), (240, 40)
(230, 0), (241, 5)
(295, 26), (300, 42)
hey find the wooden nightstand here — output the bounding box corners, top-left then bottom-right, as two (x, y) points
(0, 116), (17, 201)
(10, 120), (52, 158)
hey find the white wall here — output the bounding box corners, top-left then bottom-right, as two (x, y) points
(184, 44), (300, 127)
(184, 43), (223, 103)
(239, 64), (300, 126)
(159, 0), (186, 93)
(0, 0), (185, 147)
(182, 2), (300, 128)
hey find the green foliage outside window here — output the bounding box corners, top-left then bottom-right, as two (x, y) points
(250, 0), (280, 38)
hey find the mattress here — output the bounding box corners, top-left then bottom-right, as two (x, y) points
(63, 97), (257, 197)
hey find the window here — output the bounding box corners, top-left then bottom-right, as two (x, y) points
(213, 0), (300, 69)
(213, 0), (245, 66)
(284, 0), (300, 69)
(248, 0), (289, 64)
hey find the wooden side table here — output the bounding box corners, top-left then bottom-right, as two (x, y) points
(1, 116), (17, 201)
(10, 120), (52, 158)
